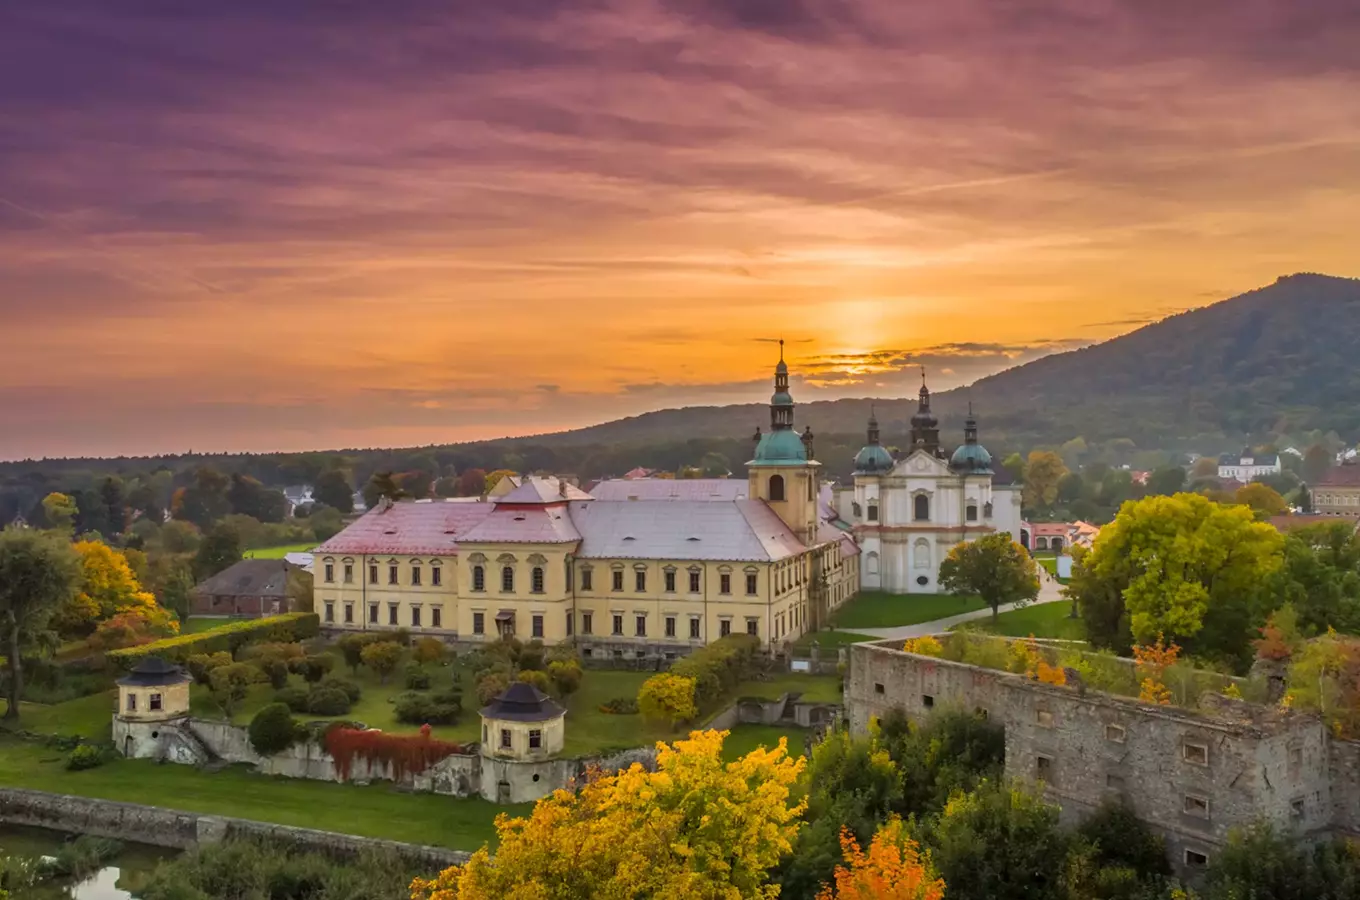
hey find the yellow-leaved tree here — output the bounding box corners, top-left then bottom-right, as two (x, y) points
(816, 816), (945, 900)
(637, 673), (698, 728)
(56, 541), (178, 639)
(410, 730), (806, 900)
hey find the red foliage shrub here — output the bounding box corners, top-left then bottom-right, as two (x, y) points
(323, 726), (467, 782)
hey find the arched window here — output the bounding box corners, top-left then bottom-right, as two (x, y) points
(1035, 536), (1049, 550)
(867, 502), (879, 522)
(532, 566), (545, 593)
(983, 502), (994, 518)
(966, 504), (978, 522)
(769, 474), (785, 502)
(852, 501), (862, 518)
(501, 566), (515, 593)
(472, 565), (485, 592)
(866, 551), (880, 576)
(914, 494), (930, 521)
(1052, 537), (1065, 552)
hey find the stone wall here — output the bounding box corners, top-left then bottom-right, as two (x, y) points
(0, 788), (468, 868)
(848, 641), (1339, 875)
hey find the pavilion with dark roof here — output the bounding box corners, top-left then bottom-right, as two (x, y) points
(479, 681), (565, 761)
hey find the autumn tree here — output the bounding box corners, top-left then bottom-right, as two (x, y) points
(1236, 482), (1288, 517)
(1071, 493), (1284, 666)
(637, 673), (698, 728)
(938, 533), (1040, 624)
(41, 492), (78, 533)
(1022, 450), (1069, 510)
(361, 640), (404, 684)
(0, 528), (80, 723)
(55, 540), (176, 638)
(311, 468), (354, 513)
(410, 730), (805, 900)
(817, 816), (945, 900)
(456, 468), (487, 497)
(1191, 456), (1220, 479)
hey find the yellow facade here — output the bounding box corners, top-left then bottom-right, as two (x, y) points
(480, 713), (565, 761)
(117, 680), (190, 722)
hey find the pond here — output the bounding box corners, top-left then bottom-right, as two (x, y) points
(0, 825), (178, 899)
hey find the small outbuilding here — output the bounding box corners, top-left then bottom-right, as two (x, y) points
(116, 657), (191, 722)
(479, 682), (565, 761)
(191, 558), (309, 618)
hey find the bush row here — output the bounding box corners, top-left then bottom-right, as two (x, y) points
(668, 634), (761, 707)
(107, 613), (320, 670)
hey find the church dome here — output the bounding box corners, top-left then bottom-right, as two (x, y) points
(949, 442), (993, 473)
(752, 429), (808, 465)
(854, 444), (894, 474)
(771, 390), (794, 407)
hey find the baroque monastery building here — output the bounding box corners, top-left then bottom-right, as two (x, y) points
(313, 352), (860, 657)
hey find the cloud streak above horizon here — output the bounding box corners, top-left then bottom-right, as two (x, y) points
(1, 0), (1358, 458)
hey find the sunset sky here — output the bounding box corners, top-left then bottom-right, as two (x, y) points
(2, 0), (1358, 460)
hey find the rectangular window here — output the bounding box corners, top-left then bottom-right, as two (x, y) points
(388, 603), (399, 625)
(324, 602), (335, 623)
(582, 569), (593, 591)
(432, 607), (442, 629)
(1183, 795), (1209, 819)
(411, 566), (422, 586)
(431, 567), (442, 587)
(689, 617), (701, 639)
(746, 618), (758, 636)
(388, 564), (398, 585)
(665, 616), (676, 638)
(1291, 798), (1305, 818)
(473, 612), (485, 635)
(501, 567), (515, 592)
(368, 604), (379, 624)
(529, 729), (542, 749)
(344, 603), (354, 624)
(689, 570), (701, 593)
(582, 612), (593, 635)
(368, 564), (378, 584)
(612, 614), (624, 636)
(922, 694), (935, 708)
(324, 563), (334, 583)
(1036, 709), (1054, 727)
(532, 614), (544, 639)
(1036, 755), (1053, 780)
(1105, 723), (1126, 743)
(746, 572), (758, 595)
(1183, 742), (1209, 766)
(343, 563), (353, 584)
(636, 615), (646, 637)
(501, 728), (512, 749)
(613, 570), (624, 591)
(566, 611), (574, 636)
(874, 683), (885, 694)
(150, 693), (162, 711)
(472, 566), (485, 592)
(566, 566), (573, 591)
(635, 570), (646, 592)
(126, 694), (137, 711)
(411, 606), (422, 627)
(720, 619), (732, 637)
(665, 570), (676, 592)
(1184, 850), (1209, 869)
(720, 574), (731, 594)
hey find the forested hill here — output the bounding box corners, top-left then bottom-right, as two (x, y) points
(515, 272), (1360, 451)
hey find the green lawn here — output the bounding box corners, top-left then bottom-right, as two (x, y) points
(831, 592), (987, 629)
(736, 674), (842, 704)
(0, 691), (115, 741)
(0, 736), (518, 851)
(791, 630), (874, 653)
(954, 601), (1087, 641)
(183, 616), (236, 634)
(244, 542), (316, 559)
(720, 725), (811, 762)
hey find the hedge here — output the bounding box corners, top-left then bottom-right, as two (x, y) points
(668, 634), (761, 707)
(107, 613), (320, 671)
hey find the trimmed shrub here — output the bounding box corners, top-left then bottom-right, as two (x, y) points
(411, 637), (447, 666)
(318, 675), (361, 703)
(337, 633), (383, 673)
(393, 688), (462, 725)
(289, 654), (335, 684)
(476, 672), (510, 705)
(66, 744), (112, 771)
(360, 640), (404, 683)
(249, 703), (301, 756)
(598, 697), (639, 715)
(107, 613), (320, 670)
(404, 664), (431, 691)
(547, 659), (583, 696)
(275, 686), (310, 714)
(638, 673), (697, 727)
(517, 640), (546, 672)
(185, 651), (233, 686)
(306, 687), (352, 716)
(668, 634), (761, 706)
(517, 669), (553, 695)
(257, 657), (290, 690)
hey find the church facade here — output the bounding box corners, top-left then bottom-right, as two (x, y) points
(835, 377), (1023, 594)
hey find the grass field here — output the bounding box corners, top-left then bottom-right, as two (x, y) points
(182, 616), (236, 634)
(736, 674), (842, 704)
(244, 542), (316, 559)
(831, 592), (987, 629)
(792, 629), (874, 653)
(955, 601), (1087, 641)
(720, 724), (811, 762)
(0, 736), (517, 850)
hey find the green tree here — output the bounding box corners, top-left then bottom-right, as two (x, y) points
(248, 702), (300, 756)
(209, 662), (262, 717)
(227, 474), (287, 523)
(1272, 523), (1360, 634)
(360, 640), (403, 684)
(1236, 482), (1288, 517)
(311, 469), (354, 513)
(1303, 443), (1333, 485)
(308, 506), (344, 542)
(0, 528), (81, 722)
(1145, 466), (1187, 497)
(1204, 824), (1360, 900)
(878, 708), (1006, 816)
(174, 467), (232, 530)
(938, 533), (1040, 624)
(1022, 451), (1069, 510)
(1071, 493), (1284, 668)
(99, 476), (129, 536)
(41, 492), (78, 533)
(362, 471), (407, 509)
(1001, 453), (1026, 485)
(193, 523), (243, 581)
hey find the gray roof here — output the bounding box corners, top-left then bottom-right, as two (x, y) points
(570, 499), (805, 562)
(480, 681), (565, 722)
(1218, 452), (1279, 466)
(193, 558), (302, 598)
(588, 478), (749, 502)
(117, 657), (191, 687)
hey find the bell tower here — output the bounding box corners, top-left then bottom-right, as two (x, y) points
(747, 341), (822, 546)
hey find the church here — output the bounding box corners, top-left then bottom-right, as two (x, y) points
(834, 375), (1024, 594)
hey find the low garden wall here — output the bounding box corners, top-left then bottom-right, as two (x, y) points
(707, 694), (842, 732)
(0, 788), (469, 867)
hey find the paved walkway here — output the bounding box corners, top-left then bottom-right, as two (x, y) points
(853, 572), (1068, 641)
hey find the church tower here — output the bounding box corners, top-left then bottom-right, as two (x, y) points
(747, 342), (822, 546)
(909, 369), (941, 457)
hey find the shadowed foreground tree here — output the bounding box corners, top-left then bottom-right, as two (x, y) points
(0, 528), (81, 723)
(410, 730), (805, 900)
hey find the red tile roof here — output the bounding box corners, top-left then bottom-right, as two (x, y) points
(314, 501), (495, 557)
(458, 505), (582, 544)
(1317, 465), (1360, 487)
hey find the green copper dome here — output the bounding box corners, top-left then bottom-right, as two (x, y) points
(854, 444), (894, 474)
(771, 390), (794, 406)
(949, 442), (993, 473)
(751, 429), (808, 466)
